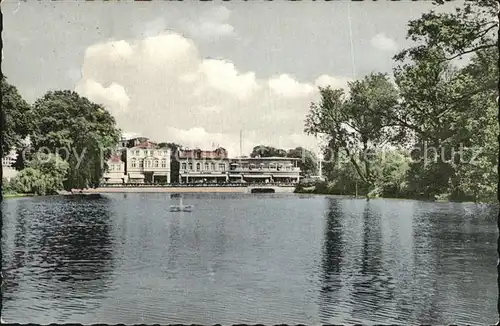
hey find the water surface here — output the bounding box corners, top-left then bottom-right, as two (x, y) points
(1, 193), (497, 324)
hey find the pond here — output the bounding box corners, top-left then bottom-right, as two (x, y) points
(1, 193), (497, 324)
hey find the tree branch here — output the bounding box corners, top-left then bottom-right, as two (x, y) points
(444, 43), (496, 61)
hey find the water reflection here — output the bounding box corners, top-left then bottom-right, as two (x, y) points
(2, 194), (498, 325)
(319, 198), (344, 315)
(2, 196), (116, 322)
(350, 203), (396, 321)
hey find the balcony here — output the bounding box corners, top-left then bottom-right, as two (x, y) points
(180, 170), (226, 174)
(229, 167), (301, 173)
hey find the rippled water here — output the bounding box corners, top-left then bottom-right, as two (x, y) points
(1, 193), (497, 324)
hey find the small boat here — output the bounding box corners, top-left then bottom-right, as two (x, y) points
(169, 195), (193, 212)
(169, 205), (193, 212)
(170, 193), (182, 198)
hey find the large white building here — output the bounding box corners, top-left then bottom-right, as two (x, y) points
(126, 140), (171, 184)
(228, 157), (301, 183)
(177, 147), (301, 184)
(178, 148), (230, 183)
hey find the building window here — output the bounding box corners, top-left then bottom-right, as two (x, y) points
(161, 159), (167, 168)
(139, 160), (143, 168)
(155, 160), (159, 168)
(196, 163), (201, 171)
(204, 162), (209, 171)
(188, 162), (193, 170)
(219, 164), (225, 171)
(211, 163), (215, 171)
(182, 163), (187, 170)
(135, 150), (140, 156)
(131, 159), (136, 168)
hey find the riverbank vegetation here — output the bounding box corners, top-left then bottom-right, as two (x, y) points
(2, 79), (121, 198)
(300, 0), (498, 203)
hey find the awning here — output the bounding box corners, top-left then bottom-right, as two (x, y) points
(243, 174), (271, 178)
(128, 173), (145, 179)
(272, 175), (300, 178)
(181, 174), (226, 178)
(153, 172), (169, 176)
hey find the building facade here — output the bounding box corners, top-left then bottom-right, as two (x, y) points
(102, 153), (126, 184)
(126, 140), (171, 184)
(228, 157), (301, 183)
(178, 148), (229, 183)
(2, 151), (18, 182)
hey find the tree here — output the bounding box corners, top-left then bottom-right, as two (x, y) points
(250, 145), (287, 158)
(30, 90), (121, 190)
(286, 147), (318, 175)
(394, 0), (497, 64)
(304, 73), (400, 200)
(1, 77), (31, 158)
(10, 153), (69, 196)
(394, 1), (499, 320)
(393, 0), (498, 203)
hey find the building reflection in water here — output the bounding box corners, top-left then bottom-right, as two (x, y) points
(2, 195), (116, 317)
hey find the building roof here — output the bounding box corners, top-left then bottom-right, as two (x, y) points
(132, 141), (157, 149)
(108, 154), (123, 163)
(179, 147), (228, 159)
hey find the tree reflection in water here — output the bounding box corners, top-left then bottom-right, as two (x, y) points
(318, 198), (345, 320)
(2, 196), (115, 313)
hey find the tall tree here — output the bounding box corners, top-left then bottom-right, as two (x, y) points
(1, 77), (31, 157)
(304, 73), (399, 199)
(286, 147), (318, 175)
(30, 90), (121, 190)
(395, 0), (499, 320)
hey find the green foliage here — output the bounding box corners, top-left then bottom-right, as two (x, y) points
(6, 154), (69, 196)
(250, 145), (287, 158)
(1, 77), (32, 156)
(305, 73), (400, 198)
(30, 90), (121, 190)
(286, 147), (318, 175)
(303, 0), (498, 203)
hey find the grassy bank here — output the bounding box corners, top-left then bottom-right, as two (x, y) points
(294, 181), (487, 203)
(2, 192), (33, 199)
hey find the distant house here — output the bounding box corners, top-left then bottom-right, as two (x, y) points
(229, 157), (301, 184)
(126, 140), (171, 184)
(102, 153), (126, 184)
(178, 147), (229, 183)
(2, 151), (18, 182)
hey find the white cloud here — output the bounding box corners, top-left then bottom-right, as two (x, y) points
(268, 74), (315, 98)
(315, 74), (351, 90)
(75, 79), (130, 113)
(77, 31), (352, 156)
(184, 5), (235, 40)
(370, 33), (398, 52)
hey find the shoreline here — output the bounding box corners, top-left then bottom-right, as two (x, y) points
(76, 186), (296, 194)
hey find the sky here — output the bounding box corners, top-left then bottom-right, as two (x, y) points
(2, 0), (460, 157)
